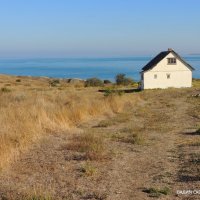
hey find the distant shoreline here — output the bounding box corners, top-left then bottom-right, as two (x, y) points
(189, 53), (200, 56)
(0, 73), (200, 83)
(0, 57), (200, 81)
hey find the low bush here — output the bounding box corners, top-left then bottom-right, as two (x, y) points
(104, 80), (112, 84)
(85, 78), (104, 87)
(115, 73), (135, 86)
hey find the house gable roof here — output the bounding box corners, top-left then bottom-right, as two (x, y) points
(142, 49), (195, 72)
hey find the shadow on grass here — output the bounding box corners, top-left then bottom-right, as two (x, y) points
(178, 175), (200, 182)
(182, 129), (200, 136)
(178, 145), (200, 183)
(99, 88), (141, 93)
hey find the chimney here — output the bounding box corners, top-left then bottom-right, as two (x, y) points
(168, 48), (173, 52)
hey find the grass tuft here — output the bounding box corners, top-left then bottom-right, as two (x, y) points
(143, 187), (171, 197)
(25, 195), (52, 200)
(66, 132), (107, 160)
(80, 162), (97, 176)
(112, 126), (146, 145)
(96, 120), (115, 127)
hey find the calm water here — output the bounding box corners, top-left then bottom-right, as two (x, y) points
(0, 56), (199, 81)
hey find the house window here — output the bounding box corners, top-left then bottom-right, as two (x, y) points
(167, 74), (171, 79)
(168, 58), (176, 64)
(154, 74), (157, 79)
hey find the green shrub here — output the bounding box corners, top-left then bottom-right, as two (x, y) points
(85, 78), (104, 87)
(115, 73), (134, 86)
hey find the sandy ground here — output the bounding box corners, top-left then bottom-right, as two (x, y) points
(0, 88), (200, 200)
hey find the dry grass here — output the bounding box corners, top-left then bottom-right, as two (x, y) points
(196, 128), (200, 134)
(112, 126), (146, 145)
(0, 77), (200, 199)
(193, 78), (200, 88)
(96, 120), (114, 127)
(24, 195), (52, 200)
(0, 75), (139, 169)
(96, 113), (132, 128)
(80, 162), (97, 176)
(22, 186), (53, 200)
(142, 187), (171, 198)
(66, 132), (107, 160)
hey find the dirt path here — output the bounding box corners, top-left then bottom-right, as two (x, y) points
(105, 92), (192, 200)
(0, 89), (199, 200)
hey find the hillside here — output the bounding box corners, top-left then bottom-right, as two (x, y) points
(0, 75), (199, 200)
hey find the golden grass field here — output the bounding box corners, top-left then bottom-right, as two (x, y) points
(0, 74), (200, 200)
(0, 74), (139, 170)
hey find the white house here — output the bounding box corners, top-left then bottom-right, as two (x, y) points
(140, 48), (195, 89)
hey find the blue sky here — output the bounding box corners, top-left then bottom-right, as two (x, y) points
(0, 0), (199, 58)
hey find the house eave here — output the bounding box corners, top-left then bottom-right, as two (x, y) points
(141, 50), (195, 72)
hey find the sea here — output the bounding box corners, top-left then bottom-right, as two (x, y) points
(0, 56), (199, 81)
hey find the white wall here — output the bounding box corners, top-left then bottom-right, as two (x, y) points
(141, 53), (193, 89)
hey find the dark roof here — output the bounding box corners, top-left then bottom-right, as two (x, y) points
(142, 50), (195, 72)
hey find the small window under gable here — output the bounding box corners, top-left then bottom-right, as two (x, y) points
(167, 58), (176, 64)
(154, 74), (157, 79)
(167, 73), (171, 79)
